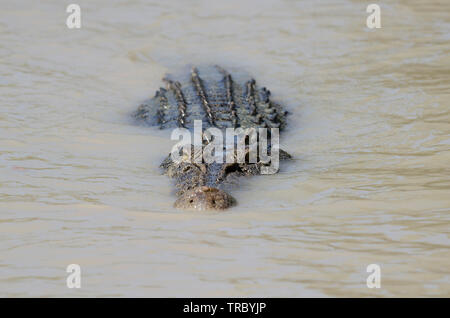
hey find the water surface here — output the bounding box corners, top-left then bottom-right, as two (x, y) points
(0, 0), (449, 296)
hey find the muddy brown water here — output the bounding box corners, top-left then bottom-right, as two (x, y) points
(0, 0), (449, 296)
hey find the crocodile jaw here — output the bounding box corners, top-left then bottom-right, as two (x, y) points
(174, 186), (235, 211)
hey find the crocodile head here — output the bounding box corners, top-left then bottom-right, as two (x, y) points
(174, 186), (235, 210)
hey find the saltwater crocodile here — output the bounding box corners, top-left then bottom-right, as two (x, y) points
(134, 65), (290, 210)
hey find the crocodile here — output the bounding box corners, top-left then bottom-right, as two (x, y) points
(134, 65), (291, 210)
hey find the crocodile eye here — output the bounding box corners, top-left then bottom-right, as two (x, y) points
(224, 163), (242, 175)
(189, 199), (194, 203)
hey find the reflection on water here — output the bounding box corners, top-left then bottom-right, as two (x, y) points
(0, 0), (449, 297)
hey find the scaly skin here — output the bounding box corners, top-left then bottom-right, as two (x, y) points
(134, 66), (290, 210)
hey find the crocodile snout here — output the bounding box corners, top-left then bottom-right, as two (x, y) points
(174, 186), (235, 210)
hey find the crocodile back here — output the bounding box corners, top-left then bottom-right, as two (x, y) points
(134, 65), (287, 131)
